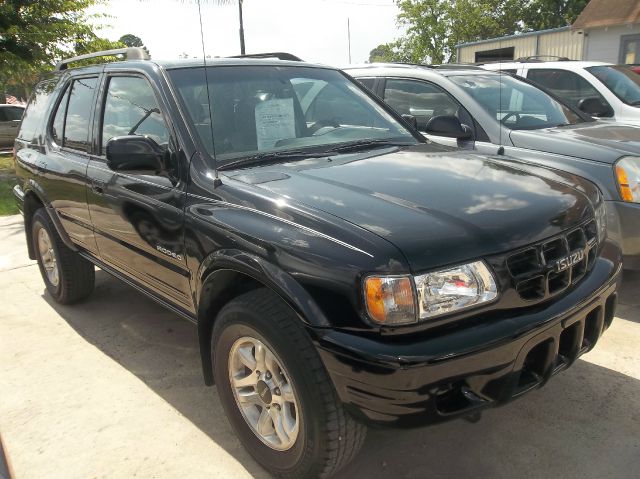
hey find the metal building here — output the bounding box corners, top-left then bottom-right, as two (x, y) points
(456, 0), (640, 64)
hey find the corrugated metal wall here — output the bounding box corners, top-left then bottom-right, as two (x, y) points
(458, 29), (584, 63)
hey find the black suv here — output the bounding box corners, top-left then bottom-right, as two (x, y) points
(13, 48), (621, 478)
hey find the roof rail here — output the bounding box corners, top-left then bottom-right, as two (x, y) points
(55, 47), (150, 71)
(228, 52), (303, 61)
(432, 63), (484, 70)
(515, 55), (571, 62)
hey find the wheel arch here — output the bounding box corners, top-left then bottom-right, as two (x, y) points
(195, 250), (331, 385)
(22, 181), (77, 259)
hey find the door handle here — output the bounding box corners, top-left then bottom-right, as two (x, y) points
(91, 180), (105, 194)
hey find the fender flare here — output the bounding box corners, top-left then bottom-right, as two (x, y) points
(195, 249), (331, 385)
(24, 179), (78, 253)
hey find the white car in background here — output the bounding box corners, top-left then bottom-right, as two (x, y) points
(481, 60), (640, 125)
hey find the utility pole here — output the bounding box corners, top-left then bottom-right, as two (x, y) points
(347, 17), (352, 64)
(239, 0), (246, 55)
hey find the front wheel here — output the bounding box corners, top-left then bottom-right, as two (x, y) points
(212, 288), (366, 478)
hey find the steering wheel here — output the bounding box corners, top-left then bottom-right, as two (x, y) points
(308, 118), (340, 135)
(500, 112), (521, 125)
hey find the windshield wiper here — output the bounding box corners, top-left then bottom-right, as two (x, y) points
(219, 149), (330, 170)
(324, 138), (413, 154)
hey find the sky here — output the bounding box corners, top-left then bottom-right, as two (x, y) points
(88, 0), (402, 66)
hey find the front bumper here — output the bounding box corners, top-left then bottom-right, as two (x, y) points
(13, 184), (24, 215)
(314, 242), (622, 428)
(607, 200), (640, 270)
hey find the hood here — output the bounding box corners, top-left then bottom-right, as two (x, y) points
(510, 121), (640, 163)
(229, 145), (594, 272)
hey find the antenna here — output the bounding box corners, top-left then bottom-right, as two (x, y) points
(347, 18), (352, 64)
(197, 0), (222, 186)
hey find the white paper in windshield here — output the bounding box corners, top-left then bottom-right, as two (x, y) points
(255, 98), (296, 150)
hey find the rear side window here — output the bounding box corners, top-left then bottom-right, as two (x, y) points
(51, 86), (70, 145)
(527, 69), (611, 116)
(64, 77), (98, 152)
(19, 80), (57, 142)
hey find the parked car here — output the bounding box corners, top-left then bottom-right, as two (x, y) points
(345, 63), (640, 270)
(0, 104), (25, 148)
(481, 61), (640, 124)
(14, 48), (621, 478)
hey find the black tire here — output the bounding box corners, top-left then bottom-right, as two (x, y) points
(212, 288), (366, 479)
(32, 208), (95, 304)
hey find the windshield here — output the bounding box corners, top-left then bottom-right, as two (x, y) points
(586, 65), (640, 106)
(450, 74), (584, 130)
(168, 65), (416, 163)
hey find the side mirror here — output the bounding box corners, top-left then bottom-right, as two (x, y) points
(106, 135), (163, 172)
(425, 115), (472, 140)
(578, 97), (612, 117)
(401, 114), (419, 130)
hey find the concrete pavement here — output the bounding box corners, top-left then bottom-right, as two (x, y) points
(0, 214), (639, 478)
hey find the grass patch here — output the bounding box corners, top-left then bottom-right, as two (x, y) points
(0, 153), (19, 216)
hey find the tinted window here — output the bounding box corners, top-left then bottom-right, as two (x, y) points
(101, 76), (169, 150)
(19, 79), (57, 142)
(0, 106), (24, 121)
(356, 77), (376, 90)
(586, 65), (640, 106)
(450, 74), (583, 130)
(169, 66), (415, 163)
(527, 69), (611, 116)
(64, 77), (98, 151)
(384, 78), (460, 130)
(51, 86), (70, 145)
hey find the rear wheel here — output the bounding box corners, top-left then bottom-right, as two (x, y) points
(212, 288), (366, 478)
(32, 208), (95, 304)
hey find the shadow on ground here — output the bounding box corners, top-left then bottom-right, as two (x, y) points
(45, 270), (640, 479)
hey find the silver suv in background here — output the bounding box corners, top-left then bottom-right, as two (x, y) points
(345, 63), (640, 270)
(0, 104), (25, 149)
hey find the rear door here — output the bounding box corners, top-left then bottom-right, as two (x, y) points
(86, 73), (192, 310)
(42, 75), (100, 255)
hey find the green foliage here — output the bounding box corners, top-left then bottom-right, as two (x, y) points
(119, 34), (144, 48)
(0, 154), (18, 216)
(381, 0), (589, 65)
(369, 43), (398, 63)
(0, 0), (121, 100)
(521, 0), (590, 31)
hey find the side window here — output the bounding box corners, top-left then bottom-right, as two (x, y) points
(0, 110), (6, 121)
(51, 86), (70, 145)
(101, 76), (169, 151)
(64, 77), (98, 152)
(527, 69), (611, 115)
(383, 78), (461, 130)
(1, 107), (24, 121)
(356, 77), (376, 90)
(305, 82), (377, 127)
(19, 79), (57, 142)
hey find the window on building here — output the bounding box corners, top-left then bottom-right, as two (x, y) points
(475, 47), (515, 63)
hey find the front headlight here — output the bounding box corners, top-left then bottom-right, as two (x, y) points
(594, 198), (607, 243)
(414, 261), (498, 319)
(615, 156), (640, 203)
(363, 261), (498, 325)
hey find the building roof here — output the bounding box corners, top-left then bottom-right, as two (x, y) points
(572, 0), (640, 29)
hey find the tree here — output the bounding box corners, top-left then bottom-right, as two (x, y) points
(0, 0), (122, 100)
(118, 34), (150, 57)
(392, 0), (524, 64)
(521, 0), (590, 31)
(369, 43), (397, 63)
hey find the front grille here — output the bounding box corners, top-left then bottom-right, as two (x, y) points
(507, 220), (598, 302)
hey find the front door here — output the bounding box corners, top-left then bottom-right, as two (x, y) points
(86, 74), (192, 311)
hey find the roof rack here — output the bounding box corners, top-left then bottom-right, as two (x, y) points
(228, 52), (303, 61)
(55, 47), (149, 71)
(515, 55), (571, 62)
